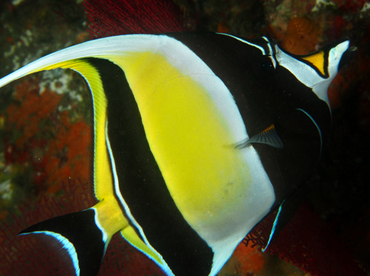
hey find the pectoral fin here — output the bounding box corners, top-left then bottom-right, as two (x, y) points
(235, 124), (284, 149)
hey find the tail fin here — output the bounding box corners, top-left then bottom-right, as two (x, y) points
(19, 208), (108, 276)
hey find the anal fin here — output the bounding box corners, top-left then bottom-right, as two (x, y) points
(19, 208), (107, 276)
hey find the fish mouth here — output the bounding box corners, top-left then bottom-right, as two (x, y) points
(338, 45), (357, 71)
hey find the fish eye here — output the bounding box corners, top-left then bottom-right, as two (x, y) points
(253, 56), (275, 76)
(260, 60), (274, 72)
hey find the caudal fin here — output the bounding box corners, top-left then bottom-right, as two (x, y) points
(19, 208), (108, 276)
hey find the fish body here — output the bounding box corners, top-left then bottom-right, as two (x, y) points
(0, 32), (351, 276)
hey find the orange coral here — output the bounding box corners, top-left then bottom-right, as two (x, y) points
(234, 243), (265, 274)
(280, 17), (322, 55)
(3, 76), (92, 198)
(217, 21), (230, 33)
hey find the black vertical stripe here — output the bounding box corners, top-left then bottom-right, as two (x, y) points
(85, 58), (213, 276)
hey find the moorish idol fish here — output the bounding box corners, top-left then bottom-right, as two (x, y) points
(0, 32), (352, 276)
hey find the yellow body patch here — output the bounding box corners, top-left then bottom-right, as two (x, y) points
(108, 52), (252, 231)
(94, 197), (128, 238)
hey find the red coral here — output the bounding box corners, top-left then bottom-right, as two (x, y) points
(267, 203), (367, 276)
(243, 202), (368, 275)
(83, 0), (186, 38)
(221, 242), (265, 275)
(3, 77), (92, 196)
(332, 0), (368, 12)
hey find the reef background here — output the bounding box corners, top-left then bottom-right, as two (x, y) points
(0, 0), (369, 275)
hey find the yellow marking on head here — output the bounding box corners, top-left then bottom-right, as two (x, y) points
(301, 51), (326, 77)
(107, 52), (252, 231)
